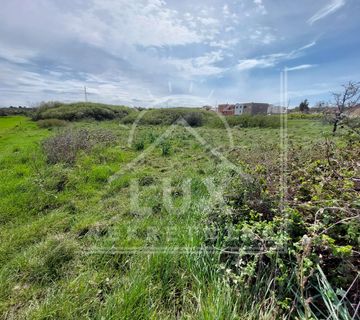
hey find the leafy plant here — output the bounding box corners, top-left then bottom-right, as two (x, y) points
(160, 141), (171, 156)
(134, 140), (145, 151)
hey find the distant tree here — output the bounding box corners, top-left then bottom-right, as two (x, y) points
(299, 99), (309, 113)
(332, 81), (360, 134)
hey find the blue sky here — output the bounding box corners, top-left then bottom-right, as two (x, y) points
(0, 0), (359, 108)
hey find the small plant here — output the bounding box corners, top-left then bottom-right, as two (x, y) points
(134, 140), (145, 151)
(183, 112), (203, 127)
(160, 141), (171, 156)
(139, 175), (155, 186)
(147, 132), (157, 143)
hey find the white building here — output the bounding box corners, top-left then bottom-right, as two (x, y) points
(267, 105), (287, 114)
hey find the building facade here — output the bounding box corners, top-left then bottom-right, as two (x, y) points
(218, 104), (236, 115)
(218, 103), (269, 116)
(267, 105), (287, 114)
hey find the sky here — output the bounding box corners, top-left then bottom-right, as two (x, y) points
(0, 0), (359, 108)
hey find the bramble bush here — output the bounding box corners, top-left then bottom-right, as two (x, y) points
(42, 129), (116, 164)
(205, 133), (360, 318)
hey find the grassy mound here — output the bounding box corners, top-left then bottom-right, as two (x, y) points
(27, 102), (282, 128)
(31, 102), (135, 121)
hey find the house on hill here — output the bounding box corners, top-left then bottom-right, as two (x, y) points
(218, 102), (269, 116)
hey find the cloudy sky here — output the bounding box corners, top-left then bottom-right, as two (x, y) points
(0, 0), (359, 107)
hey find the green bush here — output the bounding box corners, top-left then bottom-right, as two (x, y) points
(37, 119), (68, 128)
(205, 137), (360, 317)
(134, 140), (145, 151)
(160, 141), (171, 156)
(182, 112), (204, 127)
(32, 102), (134, 121)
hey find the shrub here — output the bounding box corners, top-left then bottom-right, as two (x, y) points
(160, 141), (171, 156)
(205, 136), (360, 317)
(139, 175), (155, 186)
(147, 132), (158, 143)
(134, 140), (145, 151)
(37, 119), (68, 128)
(30, 101), (63, 120)
(183, 112), (203, 127)
(42, 129), (116, 164)
(32, 102), (134, 121)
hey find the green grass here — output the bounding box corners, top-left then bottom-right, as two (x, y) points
(0, 115), (357, 319)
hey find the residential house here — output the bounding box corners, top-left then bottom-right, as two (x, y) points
(218, 104), (236, 115)
(218, 102), (269, 116)
(267, 105), (287, 114)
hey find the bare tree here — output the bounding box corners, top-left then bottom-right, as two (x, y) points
(332, 81), (360, 134)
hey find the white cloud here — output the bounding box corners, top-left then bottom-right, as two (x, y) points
(237, 58), (273, 71)
(237, 42), (317, 71)
(167, 51), (226, 77)
(307, 0), (346, 25)
(248, 26), (276, 44)
(197, 17), (218, 26)
(0, 44), (37, 64)
(0, 0), (355, 107)
(298, 41), (317, 50)
(253, 0), (267, 15)
(65, 0), (202, 48)
(286, 64), (317, 71)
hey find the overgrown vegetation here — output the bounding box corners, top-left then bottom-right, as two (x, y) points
(42, 128), (117, 164)
(0, 106), (34, 117)
(0, 102), (284, 129)
(206, 129), (360, 318)
(31, 101), (134, 121)
(0, 114), (358, 319)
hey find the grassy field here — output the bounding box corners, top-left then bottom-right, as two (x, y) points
(0, 114), (358, 319)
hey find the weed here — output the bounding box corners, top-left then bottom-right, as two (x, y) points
(160, 141), (171, 156)
(183, 112), (203, 127)
(134, 140), (145, 151)
(42, 129), (116, 164)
